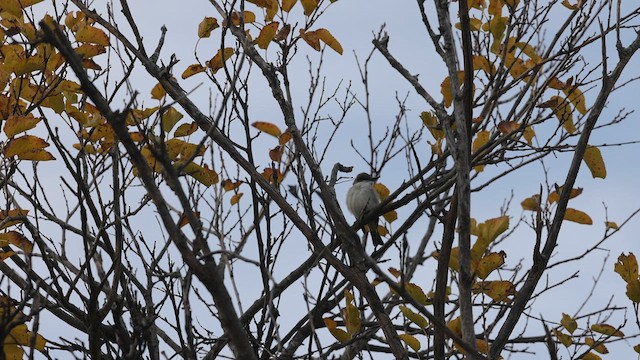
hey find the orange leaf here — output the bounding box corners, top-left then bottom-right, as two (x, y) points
(221, 180), (242, 192)
(0, 209), (29, 229)
(230, 192), (243, 205)
(3, 114), (41, 138)
(76, 26), (109, 46)
(225, 11), (256, 26)
(256, 22), (279, 49)
(300, 29), (320, 51)
(0, 231), (32, 253)
(583, 145), (606, 179)
(269, 145), (284, 162)
(262, 168), (284, 184)
(563, 208), (592, 225)
(278, 130), (292, 145)
(282, 0), (298, 12)
(252, 121), (281, 137)
(198, 17), (219, 38)
(182, 64), (206, 79)
(300, 0), (318, 16)
(208, 48), (235, 73)
(315, 28), (343, 55)
(497, 121), (519, 135)
(548, 186), (583, 203)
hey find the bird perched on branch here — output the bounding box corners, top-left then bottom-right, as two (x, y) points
(346, 172), (383, 246)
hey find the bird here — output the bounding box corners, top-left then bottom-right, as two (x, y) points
(346, 172), (383, 246)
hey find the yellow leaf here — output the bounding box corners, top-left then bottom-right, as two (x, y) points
(74, 44), (106, 59)
(399, 305), (428, 329)
(300, 29), (320, 51)
(4, 135), (49, 157)
(246, 0), (273, 8)
(514, 41), (542, 63)
(373, 183), (390, 200)
(585, 337), (609, 354)
(300, 0), (318, 16)
(174, 122), (198, 137)
(265, 0), (278, 21)
(583, 145), (606, 179)
(563, 86), (587, 115)
(404, 282), (429, 305)
(591, 324), (624, 337)
(440, 71), (465, 108)
(455, 18), (483, 31)
(225, 11), (256, 26)
(282, 0), (297, 12)
(230, 192), (243, 205)
(182, 64), (206, 79)
(473, 55), (495, 73)
(383, 210), (397, 223)
(323, 318), (350, 342)
(447, 316), (462, 335)
(548, 96), (576, 133)
(521, 195), (540, 211)
(76, 26), (109, 46)
(256, 22), (279, 49)
(475, 251), (506, 279)
(605, 221), (619, 230)
(344, 290), (361, 335)
(420, 111), (444, 140)
(161, 107), (184, 133)
(471, 216), (509, 260)
(150, 82), (166, 100)
(315, 28), (343, 55)
(634, 344), (640, 353)
(563, 208), (593, 225)
(252, 121), (281, 137)
(561, 313), (577, 334)
(472, 280), (516, 302)
(553, 329), (573, 347)
(627, 279), (640, 303)
(198, 17), (219, 38)
(181, 163), (219, 187)
(3, 114), (40, 138)
(472, 130), (490, 156)
(208, 48), (235, 73)
(548, 186), (583, 204)
(398, 333), (421, 352)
